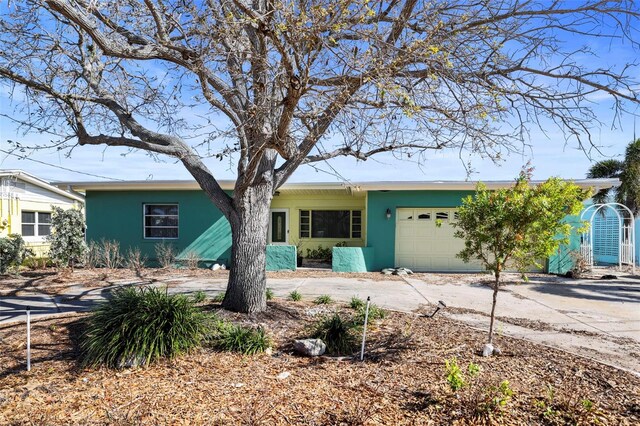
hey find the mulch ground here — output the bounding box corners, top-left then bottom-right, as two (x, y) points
(0, 300), (638, 425)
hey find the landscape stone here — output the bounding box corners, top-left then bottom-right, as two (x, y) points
(482, 343), (494, 357)
(293, 339), (326, 356)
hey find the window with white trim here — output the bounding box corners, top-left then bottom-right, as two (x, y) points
(299, 210), (362, 239)
(144, 204), (179, 239)
(21, 211), (51, 237)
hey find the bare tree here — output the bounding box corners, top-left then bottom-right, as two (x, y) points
(1, 0), (639, 312)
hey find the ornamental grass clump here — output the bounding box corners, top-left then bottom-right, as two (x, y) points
(209, 323), (272, 355)
(311, 313), (358, 355)
(81, 286), (211, 368)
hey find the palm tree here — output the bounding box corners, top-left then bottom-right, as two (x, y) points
(587, 138), (640, 214)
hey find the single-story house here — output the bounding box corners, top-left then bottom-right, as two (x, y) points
(55, 178), (619, 273)
(1, 170), (85, 256)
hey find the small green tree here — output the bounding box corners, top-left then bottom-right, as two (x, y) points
(453, 173), (589, 351)
(48, 206), (87, 269)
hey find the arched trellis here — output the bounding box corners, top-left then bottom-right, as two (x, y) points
(580, 203), (635, 273)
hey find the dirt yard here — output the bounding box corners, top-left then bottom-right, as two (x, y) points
(1, 299), (638, 425)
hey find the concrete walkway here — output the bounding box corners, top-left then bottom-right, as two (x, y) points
(1, 272), (639, 374)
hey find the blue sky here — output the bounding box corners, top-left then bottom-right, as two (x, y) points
(0, 5), (638, 184)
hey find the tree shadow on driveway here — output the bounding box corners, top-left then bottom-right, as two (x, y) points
(525, 281), (640, 304)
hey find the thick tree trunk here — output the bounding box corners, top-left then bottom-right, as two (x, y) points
(222, 182), (273, 313)
(487, 272), (500, 344)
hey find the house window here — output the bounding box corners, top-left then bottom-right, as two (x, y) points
(436, 211), (449, 220)
(144, 204), (179, 239)
(21, 211), (51, 237)
(299, 210), (362, 239)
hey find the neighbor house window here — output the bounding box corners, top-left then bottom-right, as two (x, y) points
(21, 211), (51, 237)
(144, 204), (179, 239)
(299, 210), (362, 239)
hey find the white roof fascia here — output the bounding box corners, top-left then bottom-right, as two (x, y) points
(54, 178), (619, 193)
(0, 170), (85, 203)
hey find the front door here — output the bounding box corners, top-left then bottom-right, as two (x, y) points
(269, 209), (289, 244)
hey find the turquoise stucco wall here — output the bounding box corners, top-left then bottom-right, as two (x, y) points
(366, 190), (475, 271)
(266, 245), (296, 271)
(85, 190), (232, 265)
(332, 247), (375, 272)
(547, 214), (583, 275)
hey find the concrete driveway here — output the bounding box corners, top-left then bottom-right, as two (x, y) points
(1, 271), (639, 374)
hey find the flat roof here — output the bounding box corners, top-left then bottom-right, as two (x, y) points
(53, 178), (620, 192)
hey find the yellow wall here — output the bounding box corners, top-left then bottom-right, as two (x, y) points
(0, 196), (82, 257)
(270, 190), (366, 256)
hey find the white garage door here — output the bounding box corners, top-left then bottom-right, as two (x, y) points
(395, 208), (480, 272)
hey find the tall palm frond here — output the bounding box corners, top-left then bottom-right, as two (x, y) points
(587, 139), (640, 215)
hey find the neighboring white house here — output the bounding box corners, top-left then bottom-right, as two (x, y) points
(0, 170), (84, 256)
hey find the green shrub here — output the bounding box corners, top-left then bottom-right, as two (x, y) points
(354, 303), (386, 322)
(476, 380), (514, 415)
(192, 290), (207, 304)
(213, 292), (226, 303)
(210, 323), (271, 355)
(47, 206), (87, 268)
(0, 234), (31, 273)
(349, 296), (365, 310)
(311, 313), (358, 355)
(445, 357), (466, 391)
(289, 290), (302, 301)
(266, 287), (274, 301)
(81, 286), (211, 368)
(22, 256), (54, 270)
(314, 294), (333, 305)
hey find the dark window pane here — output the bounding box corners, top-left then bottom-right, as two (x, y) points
(22, 224), (35, 236)
(145, 227), (178, 238)
(38, 224), (51, 236)
(38, 212), (52, 223)
(311, 210), (350, 238)
(145, 216), (178, 227)
(418, 213), (431, 220)
(22, 211), (35, 223)
(145, 204), (178, 215)
(436, 212), (449, 220)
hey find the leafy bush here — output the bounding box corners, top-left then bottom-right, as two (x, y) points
(349, 296), (365, 310)
(266, 287), (274, 301)
(445, 357), (466, 391)
(155, 241), (176, 268)
(22, 256), (54, 270)
(212, 292), (226, 303)
(475, 380), (514, 416)
(289, 290), (302, 301)
(47, 206), (87, 268)
(533, 384), (602, 424)
(81, 286), (211, 368)
(209, 323), (271, 355)
(314, 294), (333, 305)
(306, 245), (333, 261)
(0, 234), (31, 273)
(311, 313), (358, 355)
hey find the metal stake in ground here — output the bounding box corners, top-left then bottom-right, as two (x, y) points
(360, 297), (371, 362)
(26, 306), (31, 371)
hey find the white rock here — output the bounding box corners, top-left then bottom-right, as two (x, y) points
(276, 372), (290, 380)
(293, 338), (326, 356)
(493, 346), (502, 356)
(211, 263), (221, 271)
(220, 264), (226, 270)
(482, 343), (494, 357)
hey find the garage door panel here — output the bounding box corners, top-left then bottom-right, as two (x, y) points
(395, 208), (477, 272)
